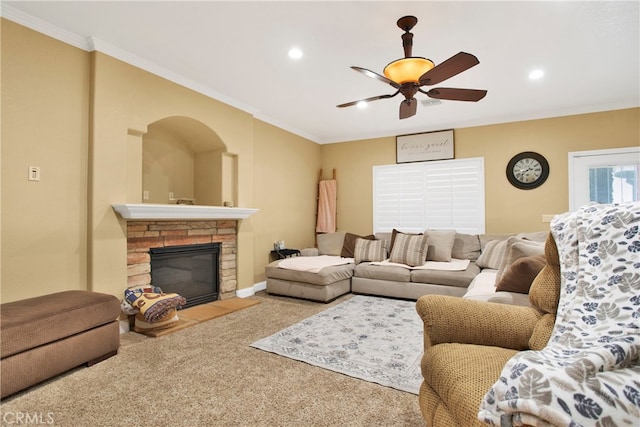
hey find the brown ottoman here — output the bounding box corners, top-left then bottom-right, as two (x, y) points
(1, 290), (121, 398)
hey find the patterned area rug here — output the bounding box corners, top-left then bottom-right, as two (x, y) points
(251, 295), (423, 394)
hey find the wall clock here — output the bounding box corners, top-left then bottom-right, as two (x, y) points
(506, 151), (549, 189)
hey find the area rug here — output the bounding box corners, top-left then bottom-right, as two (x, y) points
(250, 295), (423, 394)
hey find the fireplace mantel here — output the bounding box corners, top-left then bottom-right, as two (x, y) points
(112, 204), (259, 220)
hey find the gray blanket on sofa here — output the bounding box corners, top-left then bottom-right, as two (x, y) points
(479, 202), (640, 427)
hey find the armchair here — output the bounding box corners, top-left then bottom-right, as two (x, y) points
(416, 232), (561, 427)
(416, 202), (640, 426)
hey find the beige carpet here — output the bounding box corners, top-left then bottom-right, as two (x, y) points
(0, 292), (425, 427)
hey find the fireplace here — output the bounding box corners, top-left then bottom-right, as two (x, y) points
(125, 220), (238, 302)
(150, 243), (220, 309)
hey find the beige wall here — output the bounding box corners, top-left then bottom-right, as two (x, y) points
(143, 127), (196, 204)
(252, 120), (321, 283)
(1, 20), (90, 302)
(321, 108), (640, 235)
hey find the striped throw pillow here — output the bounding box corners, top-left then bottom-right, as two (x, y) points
(354, 238), (386, 264)
(475, 239), (510, 269)
(389, 232), (428, 267)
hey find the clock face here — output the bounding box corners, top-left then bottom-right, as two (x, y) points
(513, 158), (543, 183)
(506, 152), (549, 189)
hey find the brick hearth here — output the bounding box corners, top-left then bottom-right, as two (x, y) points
(126, 220), (237, 300)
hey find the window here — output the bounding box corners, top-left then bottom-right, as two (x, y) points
(373, 157), (485, 234)
(569, 147), (640, 211)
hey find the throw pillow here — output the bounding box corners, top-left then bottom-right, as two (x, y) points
(341, 232), (375, 258)
(496, 237), (545, 281)
(452, 233), (482, 261)
(425, 229), (456, 262)
(496, 255), (546, 294)
(475, 239), (510, 269)
(389, 229), (423, 254)
(389, 232), (428, 267)
(353, 238), (386, 264)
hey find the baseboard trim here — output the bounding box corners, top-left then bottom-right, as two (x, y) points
(236, 281), (266, 298)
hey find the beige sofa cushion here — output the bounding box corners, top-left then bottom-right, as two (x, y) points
(317, 231), (346, 256)
(410, 262), (481, 288)
(354, 263), (411, 282)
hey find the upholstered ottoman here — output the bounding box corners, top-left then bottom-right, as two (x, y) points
(265, 260), (354, 302)
(1, 290), (121, 398)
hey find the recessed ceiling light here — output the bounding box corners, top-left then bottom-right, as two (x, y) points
(356, 101), (367, 109)
(288, 47), (303, 60)
(529, 69), (544, 80)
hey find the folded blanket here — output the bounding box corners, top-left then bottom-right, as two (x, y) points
(124, 289), (187, 323)
(277, 255), (354, 273)
(370, 258), (470, 271)
(478, 202), (640, 427)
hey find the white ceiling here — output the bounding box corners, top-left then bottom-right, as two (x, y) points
(3, 1), (639, 144)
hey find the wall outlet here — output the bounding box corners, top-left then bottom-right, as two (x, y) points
(28, 166), (40, 182)
(143, 190), (150, 200)
(169, 192), (175, 199)
(542, 214), (555, 223)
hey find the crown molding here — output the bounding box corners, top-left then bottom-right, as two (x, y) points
(1, 4), (321, 143)
(1, 4), (89, 50)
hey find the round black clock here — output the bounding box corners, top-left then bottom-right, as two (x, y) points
(506, 151), (549, 189)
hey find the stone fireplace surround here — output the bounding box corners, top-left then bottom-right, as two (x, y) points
(126, 220), (238, 300)
(114, 203), (259, 301)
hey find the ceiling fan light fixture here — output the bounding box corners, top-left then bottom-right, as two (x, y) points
(383, 57), (434, 84)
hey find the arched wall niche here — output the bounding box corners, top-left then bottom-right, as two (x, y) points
(141, 116), (237, 206)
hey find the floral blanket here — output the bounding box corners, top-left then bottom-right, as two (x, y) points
(478, 202), (640, 427)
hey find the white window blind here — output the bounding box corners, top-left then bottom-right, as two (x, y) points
(373, 158), (485, 234)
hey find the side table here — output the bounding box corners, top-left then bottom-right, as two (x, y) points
(270, 248), (301, 261)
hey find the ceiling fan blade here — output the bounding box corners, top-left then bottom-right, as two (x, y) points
(399, 98), (417, 119)
(337, 91), (400, 108)
(419, 52), (480, 86)
(425, 87), (487, 102)
(352, 66), (401, 89)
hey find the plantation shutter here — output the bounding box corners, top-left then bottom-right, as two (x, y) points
(373, 157), (485, 234)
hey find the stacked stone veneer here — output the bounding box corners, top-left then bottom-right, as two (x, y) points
(126, 220), (237, 300)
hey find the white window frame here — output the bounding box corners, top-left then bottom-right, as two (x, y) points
(373, 157), (485, 234)
(568, 146), (640, 211)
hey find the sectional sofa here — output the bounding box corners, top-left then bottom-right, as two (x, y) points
(265, 230), (548, 304)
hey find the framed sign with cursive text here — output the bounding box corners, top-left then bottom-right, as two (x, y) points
(396, 130), (454, 163)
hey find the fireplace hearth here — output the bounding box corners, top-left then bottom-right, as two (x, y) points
(150, 243), (221, 309)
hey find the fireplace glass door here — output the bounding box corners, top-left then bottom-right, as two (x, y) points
(150, 243), (220, 308)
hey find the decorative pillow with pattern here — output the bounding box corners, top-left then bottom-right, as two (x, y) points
(475, 239), (510, 269)
(353, 238), (386, 264)
(389, 232), (428, 267)
(341, 232), (375, 258)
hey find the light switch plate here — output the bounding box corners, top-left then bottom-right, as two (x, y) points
(28, 166), (40, 182)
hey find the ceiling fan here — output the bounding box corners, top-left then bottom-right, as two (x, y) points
(337, 15), (487, 119)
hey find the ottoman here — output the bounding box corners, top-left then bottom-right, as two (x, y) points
(265, 259), (354, 302)
(1, 290), (121, 398)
